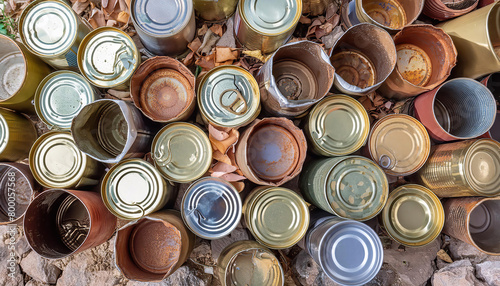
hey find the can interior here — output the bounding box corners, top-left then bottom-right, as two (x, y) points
(226, 248), (283, 285)
(488, 3), (500, 59)
(442, 0), (478, 10)
(0, 166), (32, 223)
(0, 37), (26, 101)
(361, 0), (417, 29)
(469, 200), (500, 254)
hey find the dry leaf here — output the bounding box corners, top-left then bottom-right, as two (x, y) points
(116, 10), (129, 23)
(188, 37), (202, 53)
(213, 151), (232, 166)
(299, 15), (312, 24)
(210, 24), (224, 37)
(183, 51), (195, 67)
(230, 181), (245, 192)
(215, 47), (238, 63)
(437, 249), (453, 263)
(198, 24), (209, 37)
(220, 173), (246, 182)
(209, 128), (239, 154)
(209, 124), (230, 141)
(211, 162), (238, 175)
(242, 50), (267, 62)
(108, 89), (130, 99)
(106, 19), (118, 27)
(72, 0), (90, 15)
(89, 8), (106, 29)
(198, 30), (220, 56)
(195, 53), (216, 71)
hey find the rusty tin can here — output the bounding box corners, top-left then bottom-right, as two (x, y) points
(193, 0), (238, 21)
(0, 108), (37, 162)
(130, 56), (196, 123)
(115, 210), (195, 281)
(415, 139), (500, 197)
(19, 0), (91, 71)
(131, 0), (196, 56)
(354, 0), (424, 32)
(257, 41), (335, 117)
(424, 0), (478, 20)
(234, 0), (302, 54)
(24, 188), (117, 259)
(303, 0), (335, 16)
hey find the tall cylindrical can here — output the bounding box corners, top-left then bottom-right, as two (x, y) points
(424, 0), (478, 20)
(0, 108), (37, 162)
(354, 0), (424, 32)
(193, 0), (238, 21)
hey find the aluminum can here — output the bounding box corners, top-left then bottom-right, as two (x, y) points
(152, 123), (212, 183)
(234, 0), (302, 54)
(0, 35), (51, 113)
(300, 156), (388, 221)
(216, 240), (284, 286)
(181, 177), (241, 239)
(24, 188), (117, 259)
(424, 0), (478, 20)
(78, 27), (140, 90)
(0, 108), (37, 162)
(19, 0), (91, 71)
(115, 210), (195, 281)
(131, 0), (196, 56)
(193, 0), (238, 21)
(198, 65), (260, 128)
(303, 0), (335, 16)
(257, 41), (335, 117)
(354, 0), (424, 32)
(305, 94), (370, 156)
(415, 139), (500, 197)
(130, 56), (196, 123)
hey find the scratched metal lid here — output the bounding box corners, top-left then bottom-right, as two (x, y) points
(326, 156), (388, 221)
(358, 0), (407, 29)
(131, 0), (193, 36)
(240, 0), (301, 35)
(152, 122), (212, 183)
(369, 114), (431, 176)
(307, 95), (370, 156)
(78, 27), (140, 88)
(464, 139), (500, 196)
(198, 65), (260, 128)
(396, 44), (432, 87)
(330, 50), (376, 89)
(35, 71), (98, 130)
(181, 177), (242, 239)
(382, 184), (444, 247)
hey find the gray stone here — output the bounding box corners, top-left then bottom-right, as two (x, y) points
(20, 252), (61, 284)
(476, 261), (500, 286)
(366, 263), (404, 286)
(25, 280), (50, 286)
(431, 260), (486, 286)
(125, 266), (208, 286)
(217, 18), (236, 48)
(448, 237), (488, 265)
(210, 226), (250, 261)
(292, 250), (321, 286)
(0, 246), (23, 286)
(14, 236), (31, 258)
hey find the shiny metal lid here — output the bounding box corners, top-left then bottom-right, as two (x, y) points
(152, 123), (212, 183)
(0, 113), (8, 155)
(464, 139), (500, 196)
(181, 177), (242, 239)
(198, 65), (260, 128)
(359, 0), (407, 29)
(240, 0), (301, 35)
(132, 0), (193, 36)
(396, 44), (432, 87)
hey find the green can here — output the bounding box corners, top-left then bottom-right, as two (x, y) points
(0, 108), (37, 161)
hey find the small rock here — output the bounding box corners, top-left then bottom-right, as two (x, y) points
(431, 260), (486, 286)
(448, 237), (488, 264)
(0, 244), (23, 286)
(125, 266), (208, 286)
(14, 236), (31, 258)
(20, 252), (61, 284)
(292, 250), (321, 286)
(366, 263), (404, 286)
(25, 280), (50, 286)
(210, 226), (250, 261)
(190, 240), (214, 266)
(476, 261), (500, 286)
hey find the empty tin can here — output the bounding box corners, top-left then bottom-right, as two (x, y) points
(198, 65), (260, 128)
(24, 188), (117, 259)
(303, 0), (335, 16)
(424, 0), (478, 20)
(0, 108), (37, 162)
(330, 23), (397, 96)
(299, 156), (388, 221)
(19, 0), (91, 71)
(71, 99), (153, 164)
(305, 94), (370, 156)
(234, 0), (302, 54)
(257, 41), (335, 117)
(194, 0), (238, 21)
(181, 177), (241, 239)
(131, 0), (196, 56)
(115, 210), (195, 281)
(35, 71), (99, 130)
(354, 0), (424, 32)
(152, 122), (212, 183)
(416, 139), (500, 197)
(78, 27), (140, 90)
(381, 184), (444, 247)
(130, 56), (196, 123)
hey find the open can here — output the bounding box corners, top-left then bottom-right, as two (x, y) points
(193, 0), (238, 21)
(424, 0), (478, 20)
(353, 0), (424, 32)
(0, 108), (37, 162)
(303, 0), (335, 16)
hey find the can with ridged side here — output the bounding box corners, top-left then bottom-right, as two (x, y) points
(0, 108), (37, 162)
(193, 0), (238, 21)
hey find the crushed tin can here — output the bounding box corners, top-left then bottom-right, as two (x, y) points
(235, 117), (307, 186)
(131, 0), (196, 56)
(181, 177), (241, 239)
(234, 0), (302, 54)
(71, 99), (153, 164)
(257, 41), (335, 117)
(19, 0), (91, 71)
(305, 94), (370, 156)
(24, 188), (117, 259)
(299, 156), (388, 221)
(216, 240), (284, 286)
(78, 27), (140, 90)
(415, 139), (500, 197)
(115, 210), (195, 282)
(424, 0), (479, 20)
(330, 23), (397, 96)
(381, 184), (444, 247)
(193, 0), (238, 21)
(130, 56), (196, 123)
(34, 71), (100, 130)
(243, 186), (309, 249)
(151, 122), (212, 183)
(303, 0), (334, 16)
(198, 65), (260, 128)
(0, 108), (37, 162)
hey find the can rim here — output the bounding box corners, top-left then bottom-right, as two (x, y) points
(464, 139), (500, 196)
(355, 0), (425, 32)
(0, 162), (37, 224)
(0, 112), (9, 155)
(0, 35), (29, 102)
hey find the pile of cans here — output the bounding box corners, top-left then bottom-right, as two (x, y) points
(0, 0), (499, 285)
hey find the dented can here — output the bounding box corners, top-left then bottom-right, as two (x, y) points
(354, 0), (424, 32)
(424, 0), (478, 20)
(303, 0), (335, 16)
(193, 0), (238, 21)
(0, 108), (37, 162)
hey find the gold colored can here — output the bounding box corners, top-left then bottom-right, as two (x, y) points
(355, 0), (424, 32)
(0, 108), (37, 162)
(193, 0), (238, 21)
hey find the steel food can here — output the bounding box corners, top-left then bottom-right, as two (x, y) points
(78, 27), (140, 90)
(131, 0), (196, 56)
(115, 210), (195, 281)
(181, 177), (241, 239)
(130, 56), (196, 123)
(303, 0), (335, 16)
(424, 0), (478, 20)
(198, 65), (260, 128)
(24, 188), (117, 259)
(19, 0), (91, 71)
(193, 0), (238, 21)
(216, 240), (284, 286)
(0, 108), (37, 162)
(152, 122), (212, 183)
(234, 0), (302, 54)
(305, 94), (370, 156)
(415, 139), (500, 197)
(354, 0), (424, 32)
(257, 41), (335, 117)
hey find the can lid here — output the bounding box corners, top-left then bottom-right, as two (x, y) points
(152, 123), (212, 183)
(240, 0), (301, 35)
(198, 66), (260, 128)
(326, 156), (388, 221)
(360, 0), (407, 29)
(0, 113), (8, 155)
(35, 71), (97, 130)
(464, 139), (500, 196)
(308, 95), (370, 156)
(20, 0), (77, 56)
(331, 50), (376, 89)
(382, 184), (444, 246)
(396, 44), (432, 87)
(369, 114), (430, 176)
(132, 0), (193, 36)
(181, 177), (242, 239)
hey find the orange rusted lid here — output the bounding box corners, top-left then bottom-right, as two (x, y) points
(331, 50), (376, 89)
(396, 43), (432, 87)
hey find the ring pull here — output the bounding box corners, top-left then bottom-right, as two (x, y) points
(132, 201), (146, 217)
(219, 88), (248, 116)
(153, 134), (176, 167)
